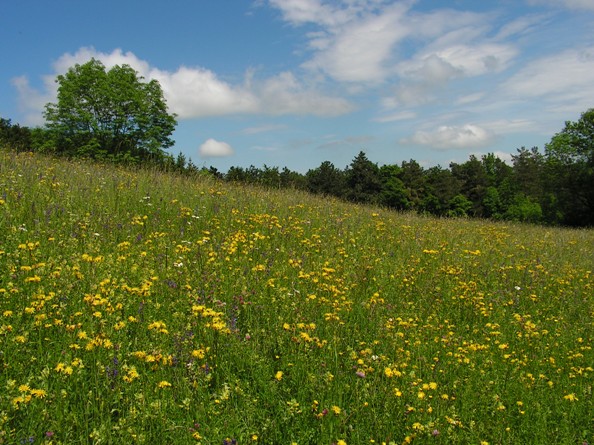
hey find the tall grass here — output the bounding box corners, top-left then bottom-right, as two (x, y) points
(1, 150), (593, 444)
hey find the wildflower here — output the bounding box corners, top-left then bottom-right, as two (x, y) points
(30, 389), (47, 398)
(275, 371), (283, 381)
(564, 393), (578, 401)
(337, 440), (347, 445)
(356, 371), (366, 378)
(192, 349), (206, 359)
(331, 405), (341, 415)
(12, 396), (26, 408)
(157, 381), (172, 389)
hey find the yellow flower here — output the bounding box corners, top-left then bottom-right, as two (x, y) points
(157, 380), (172, 389)
(564, 393), (578, 401)
(331, 405), (341, 415)
(30, 389), (47, 398)
(192, 349), (206, 359)
(275, 371), (283, 381)
(337, 440), (347, 445)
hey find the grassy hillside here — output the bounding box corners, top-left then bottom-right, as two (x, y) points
(1, 150), (593, 445)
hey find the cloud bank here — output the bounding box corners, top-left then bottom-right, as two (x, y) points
(12, 47), (354, 124)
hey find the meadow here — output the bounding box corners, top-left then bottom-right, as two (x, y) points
(0, 149), (592, 445)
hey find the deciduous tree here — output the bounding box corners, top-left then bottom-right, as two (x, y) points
(44, 59), (177, 162)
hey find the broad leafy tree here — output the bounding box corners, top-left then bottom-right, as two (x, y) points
(44, 59), (177, 161)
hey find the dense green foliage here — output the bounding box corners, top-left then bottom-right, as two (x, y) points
(1, 150), (593, 444)
(42, 59), (177, 162)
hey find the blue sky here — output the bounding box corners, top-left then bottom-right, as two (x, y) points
(2, 0), (594, 173)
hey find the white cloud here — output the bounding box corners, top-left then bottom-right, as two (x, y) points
(199, 138), (234, 158)
(11, 47), (354, 123)
(316, 135), (374, 149)
(527, 0), (594, 11)
(501, 46), (594, 112)
(455, 92), (485, 105)
(480, 119), (535, 134)
(52, 47), (151, 77)
(268, 0), (340, 26)
(240, 124), (288, 135)
(373, 110), (417, 123)
(401, 124), (494, 149)
(256, 71), (354, 115)
(154, 66), (258, 117)
(302, 2), (412, 83)
(11, 75), (56, 125)
(494, 14), (551, 40)
(268, 0), (522, 112)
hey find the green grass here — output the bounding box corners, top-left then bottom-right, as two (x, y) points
(1, 149), (593, 445)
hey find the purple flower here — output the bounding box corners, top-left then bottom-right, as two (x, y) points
(356, 371), (366, 378)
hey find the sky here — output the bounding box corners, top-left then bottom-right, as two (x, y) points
(2, 0), (594, 173)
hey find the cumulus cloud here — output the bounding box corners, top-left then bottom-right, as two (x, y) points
(199, 138), (234, 158)
(401, 124), (494, 150)
(11, 47), (354, 124)
(11, 75), (56, 126)
(154, 66), (258, 117)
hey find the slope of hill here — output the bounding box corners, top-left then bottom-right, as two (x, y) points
(1, 150), (593, 444)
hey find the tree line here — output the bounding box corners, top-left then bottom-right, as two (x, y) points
(1, 60), (592, 227)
